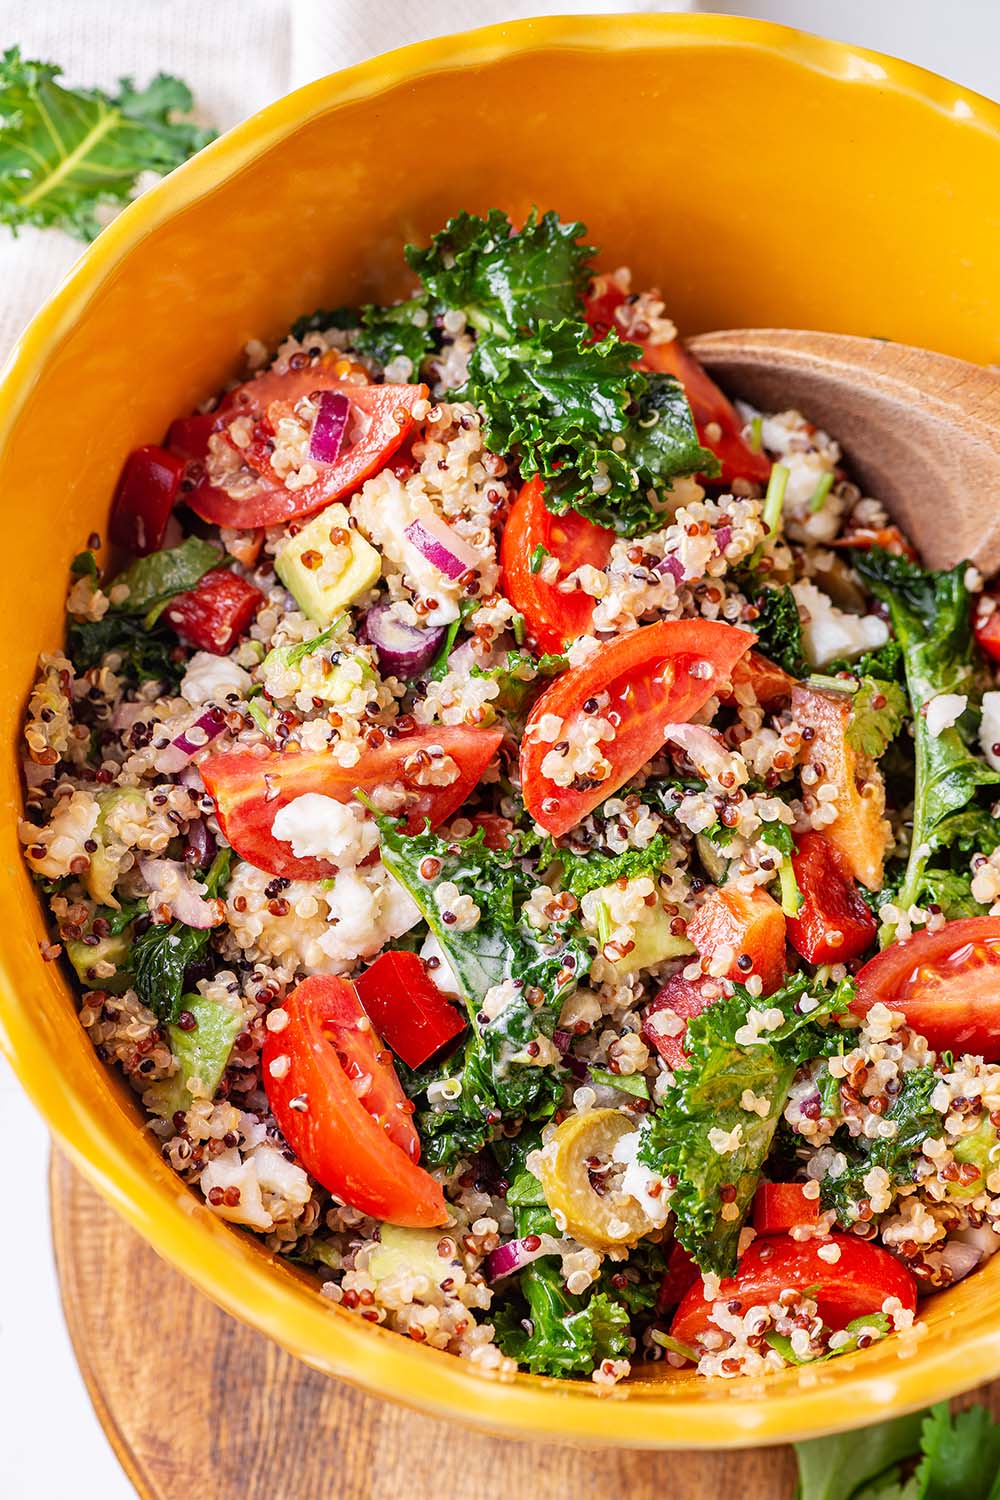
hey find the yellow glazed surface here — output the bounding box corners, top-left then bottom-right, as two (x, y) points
(3, 14), (1000, 1448)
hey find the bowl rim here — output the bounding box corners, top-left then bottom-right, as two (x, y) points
(4, 10), (1000, 1449)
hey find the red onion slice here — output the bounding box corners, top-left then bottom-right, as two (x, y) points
(139, 857), (222, 928)
(938, 1239), (983, 1284)
(485, 1234), (561, 1282)
(157, 708), (228, 774)
(358, 602), (445, 679)
(403, 513), (480, 581)
(309, 389), (351, 464)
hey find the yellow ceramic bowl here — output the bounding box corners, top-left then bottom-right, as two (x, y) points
(3, 13), (1000, 1449)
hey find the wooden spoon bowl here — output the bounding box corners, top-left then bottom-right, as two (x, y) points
(688, 329), (1000, 575)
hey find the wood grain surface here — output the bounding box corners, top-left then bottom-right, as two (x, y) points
(51, 1152), (799, 1500)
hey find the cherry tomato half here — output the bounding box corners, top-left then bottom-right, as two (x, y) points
(262, 975), (447, 1228)
(670, 1235), (916, 1349)
(520, 618), (754, 837)
(852, 916), (1000, 1059)
(974, 591), (1000, 664)
(174, 367), (428, 529)
(500, 477), (614, 653)
(201, 725), (503, 880)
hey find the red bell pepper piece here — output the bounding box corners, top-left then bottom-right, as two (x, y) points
(686, 885), (787, 996)
(786, 830), (877, 965)
(354, 951), (467, 1070)
(974, 590), (1000, 664)
(109, 445), (185, 556)
(163, 568), (264, 655)
(752, 1181), (820, 1235)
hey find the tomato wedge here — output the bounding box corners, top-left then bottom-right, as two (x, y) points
(355, 951), (467, 1069)
(262, 975), (447, 1228)
(657, 1241), (701, 1313)
(500, 477), (614, 652)
(670, 1235), (916, 1349)
(851, 916), (1000, 1059)
(752, 1182), (820, 1235)
(687, 885), (787, 995)
(641, 972), (720, 1071)
(201, 725), (503, 880)
(787, 830), (877, 965)
(584, 275), (770, 488)
(974, 590), (1000, 664)
(520, 619), (754, 837)
(174, 367), (428, 529)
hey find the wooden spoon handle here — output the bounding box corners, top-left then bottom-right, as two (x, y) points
(689, 329), (1000, 574)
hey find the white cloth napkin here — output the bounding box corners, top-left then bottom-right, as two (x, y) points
(0, 0), (690, 360)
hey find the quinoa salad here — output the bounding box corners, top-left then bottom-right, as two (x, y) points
(21, 210), (1000, 1386)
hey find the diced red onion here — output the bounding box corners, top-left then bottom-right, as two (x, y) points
(139, 857), (221, 928)
(403, 513), (480, 581)
(552, 1029), (572, 1055)
(485, 1234), (560, 1282)
(954, 1223), (1000, 1261)
(564, 1053), (590, 1082)
(657, 554), (685, 583)
(157, 708), (227, 774)
(183, 818), (215, 869)
(938, 1239), (983, 1284)
(309, 389), (351, 464)
(715, 525), (732, 553)
(358, 602), (446, 679)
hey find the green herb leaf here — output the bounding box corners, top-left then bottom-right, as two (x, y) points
(67, 612), (183, 688)
(0, 48), (214, 241)
(913, 1400), (1000, 1499)
(793, 1409), (927, 1500)
(469, 648), (567, 715)
(426, 597), (478, 682)
(638, 974), (851, 1275)
(111, 537), (223, 616)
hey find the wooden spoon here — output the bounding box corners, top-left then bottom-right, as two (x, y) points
(687, 329), (1000, 575)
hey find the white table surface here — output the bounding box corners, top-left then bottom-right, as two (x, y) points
(2, 4), (999, 1496)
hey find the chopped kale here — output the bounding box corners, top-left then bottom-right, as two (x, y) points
(129, 850), (231, 1024)
(638, 974), (852, 1276)
(821, 1066), (940, 1224)
(67, 612), (184, 689)
(750, 583), (807, 678)
(545, 832), (675, 901)
(846, 676), (908, 761)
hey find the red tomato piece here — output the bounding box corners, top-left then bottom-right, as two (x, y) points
(670, 1235), (916, 1349)
(163, 569), (264, 655)
(787, 831), (877, 965)
(752, 1182), (820, 1235)
(641, 972), (721, 1071)
(686, 885), (787, 996)
(262, 975), (447, 1228)
(201, 725), (504, 880)
(109, 445), (185, 556)
(851, 916), (1000, 1059)
(974, 591), (1000, 664)
(520, 618), (754, 837)
(173, 368), (428, 529)
(583, 275), (771, 488)
(355, 951), (467, 1069)
(500, 477), (614, 653)
(657, 1241), (701, 1313)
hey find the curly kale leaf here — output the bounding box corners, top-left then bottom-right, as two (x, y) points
(751, 584), (808, 678)
(821, 1066), (940, 1225)
(0, 48), (214, 240)
(372, 815), (590, 1167)
(67, 613), (183, 688)
(469, 649), (567, 716)
(638, 974), (852, 1276)
(130, 850), (231, 1024)
(491, 1140), (630, 1377)
(854, 549), (1000, 934)
(545, 833), (676, 902)
(405, 207), (595, 333)
(403, 209), (716, 534)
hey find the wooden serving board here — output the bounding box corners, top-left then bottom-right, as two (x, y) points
(50, 1153), (859, 1499)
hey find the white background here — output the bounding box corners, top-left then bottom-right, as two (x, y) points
(2, 3), (999, 1496)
